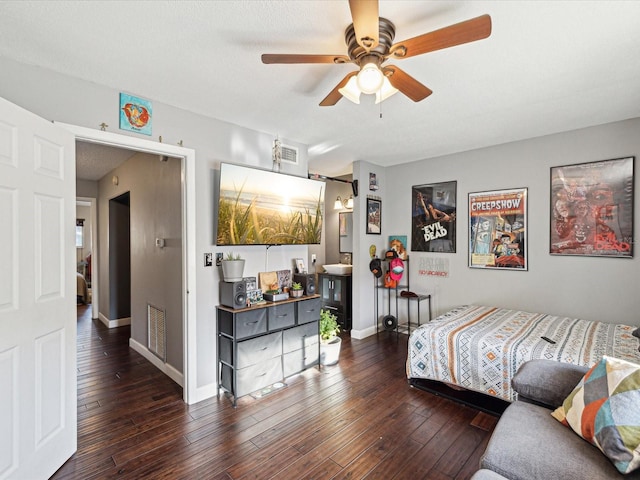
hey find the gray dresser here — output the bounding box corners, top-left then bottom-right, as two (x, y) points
(217, 295), (321, 406)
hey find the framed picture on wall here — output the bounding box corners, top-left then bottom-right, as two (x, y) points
(468, 188), (527, 270)
(550, 157), (634, 257)
(366, 197), (381, 234)
(411, 181), (457, 253)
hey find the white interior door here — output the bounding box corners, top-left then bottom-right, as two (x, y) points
(0, 97), (76, 479)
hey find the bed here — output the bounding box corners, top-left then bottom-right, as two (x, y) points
(407, 305), (640, 402)
(77, 272), (89, 304)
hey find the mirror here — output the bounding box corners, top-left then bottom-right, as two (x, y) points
(339, 212), (353, 253)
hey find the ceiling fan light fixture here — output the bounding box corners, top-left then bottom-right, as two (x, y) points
(338, 76), (361, 104)
(375, 76), (399, 104)
(356, 62), (384, 94)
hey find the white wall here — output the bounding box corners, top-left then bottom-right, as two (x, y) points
(367, 118), (640, 329)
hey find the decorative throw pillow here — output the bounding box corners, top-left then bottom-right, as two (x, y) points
(633, 327), (640, 339)
(551, 356), (640, 474)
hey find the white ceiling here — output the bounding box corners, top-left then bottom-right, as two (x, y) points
(2, 1), (640, 178)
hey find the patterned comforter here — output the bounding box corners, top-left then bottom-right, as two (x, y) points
(407, 305), (640, 401)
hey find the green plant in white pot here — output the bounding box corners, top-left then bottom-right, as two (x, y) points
(221, 252), (245, 282)
(290, 281), (304, 298)
(319, 308), (341, 365)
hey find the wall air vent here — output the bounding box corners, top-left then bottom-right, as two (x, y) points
(281, 144), (298, 165)
(147, 304), (166, 361)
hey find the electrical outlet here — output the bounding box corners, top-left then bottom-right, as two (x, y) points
(311, 254), (317, 264)
(204, 253), (212, 267)
(215, 252), (223, 266)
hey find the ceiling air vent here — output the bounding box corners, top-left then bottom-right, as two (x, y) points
(281, 144), (298, 165)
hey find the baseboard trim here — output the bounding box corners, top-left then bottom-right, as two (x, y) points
(98, 312), (131, 328)
(350, 326), (376, 339)
(129, 337), (184, 388)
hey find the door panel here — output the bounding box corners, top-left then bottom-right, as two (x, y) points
(0, 97), (76, 479)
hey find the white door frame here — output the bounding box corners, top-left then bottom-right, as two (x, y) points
(57, 123), (198, 405)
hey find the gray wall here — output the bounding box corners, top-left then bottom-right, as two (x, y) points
(98, 153), (183, 372)
(324, 180), (353, 265)
(0, 56), (311, 393)
(352, 118), (640, 335)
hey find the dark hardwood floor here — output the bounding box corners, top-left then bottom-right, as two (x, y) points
(51, 305), (497, 480)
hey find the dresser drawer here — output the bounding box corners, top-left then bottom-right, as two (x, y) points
(233, 309), (267, 339)
(221, 357), (283, 398)
(268, 303), (295, 330)
(283, 348), (319, 378)
(237, 331), (282, 368)
(297, 297), (322, 324)
(282, 321), (319, 354)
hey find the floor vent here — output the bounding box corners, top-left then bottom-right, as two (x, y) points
(147, 304), (166, 361)
(281, 144), (298, 164)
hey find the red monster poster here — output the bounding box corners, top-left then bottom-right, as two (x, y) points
(550, 157), (634, 257)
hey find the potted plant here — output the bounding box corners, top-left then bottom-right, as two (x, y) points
(221, 252), (245, 282)
(319, 308), (341, 365)
(290, 281), (304, 298)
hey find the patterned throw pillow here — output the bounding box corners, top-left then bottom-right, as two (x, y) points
(551, 356), (640, 474)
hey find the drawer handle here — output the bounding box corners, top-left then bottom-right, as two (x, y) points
(305, 309), (316, 313)
(257, 372), (267, 377)
(260, 347), (268, 351)
(277, 313), (288, 318)
(245, 321), (259, 325)
(325, 306), (337, 311)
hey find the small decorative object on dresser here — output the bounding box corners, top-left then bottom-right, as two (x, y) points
(319, 308), (341, 365)
(221, 252), (245, 282)
(290, 282), (304, 298)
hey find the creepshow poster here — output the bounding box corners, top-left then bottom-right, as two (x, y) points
(411, 182), (457, 252)
(469, 188), (527, 270)
(550, 157), (634, 257)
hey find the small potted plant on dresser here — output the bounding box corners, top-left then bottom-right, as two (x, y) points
(290, 281), (304, 298)
(319, 308), (341, 365)
(221, 252), (245, 282)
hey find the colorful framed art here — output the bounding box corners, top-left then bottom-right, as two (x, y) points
(550, 157), (634, 257)
(468, 188), (527, 270)
(119, 93), (152, 136)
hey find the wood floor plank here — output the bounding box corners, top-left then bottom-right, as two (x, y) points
(51, 305), (497, 480)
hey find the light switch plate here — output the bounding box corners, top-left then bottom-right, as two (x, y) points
(204, 253), (212, 267)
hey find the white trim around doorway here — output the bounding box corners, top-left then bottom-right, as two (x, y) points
(57, 122), (198, 405)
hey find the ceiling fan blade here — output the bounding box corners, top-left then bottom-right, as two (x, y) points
(348, 0), (379, 51)
(320, 72), (357, 106)
(383, 65), (432, 102)
(389, 14), (492, 59)
(262, 54), (351, 64)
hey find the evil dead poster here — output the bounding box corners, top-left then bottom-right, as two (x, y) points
(411, 182), (457, 253)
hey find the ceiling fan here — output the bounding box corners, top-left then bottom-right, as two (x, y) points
(261, 0), (492, 106)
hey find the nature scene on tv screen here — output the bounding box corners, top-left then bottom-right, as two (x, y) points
(217, 163), (324, 245)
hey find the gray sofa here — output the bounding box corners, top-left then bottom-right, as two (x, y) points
(472, 359), (640, 480)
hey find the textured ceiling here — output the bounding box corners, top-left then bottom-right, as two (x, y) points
(2, 1), (640, 178)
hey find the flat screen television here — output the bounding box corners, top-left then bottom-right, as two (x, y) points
(216, 163), (325, 245)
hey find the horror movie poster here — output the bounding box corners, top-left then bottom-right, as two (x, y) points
(411, 182), (457, 253)
(469, 188), (527, 270)
(550, 157), (634, 257)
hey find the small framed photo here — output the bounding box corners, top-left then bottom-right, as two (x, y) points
(295, 258), (306, 274)
(366, 198), (382, 234)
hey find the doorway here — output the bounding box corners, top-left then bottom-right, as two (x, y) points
(109, 192), (131, 321)
(61, 122), (198, 404)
